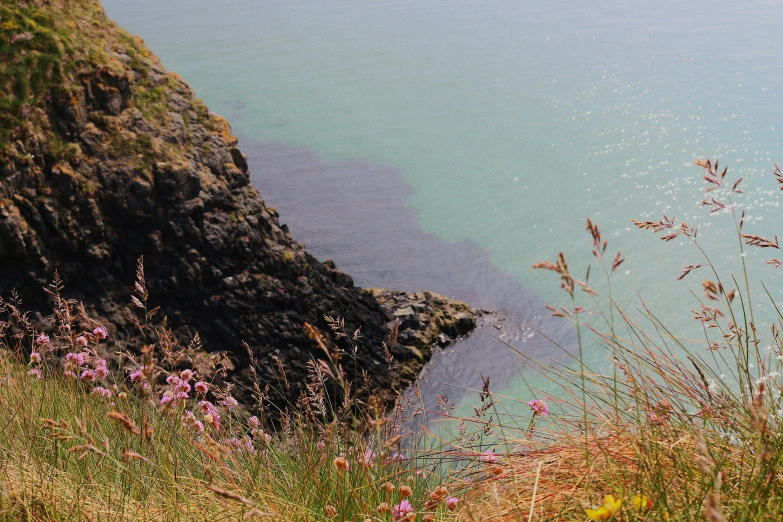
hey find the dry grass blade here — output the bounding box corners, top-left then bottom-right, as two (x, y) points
(106, 411), (141, 436)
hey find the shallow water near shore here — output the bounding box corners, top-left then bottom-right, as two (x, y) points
(104, 0), (783, 419)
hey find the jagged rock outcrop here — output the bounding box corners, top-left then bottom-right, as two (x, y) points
(0, 0), (475, 411)
(369, 289), (476, 381)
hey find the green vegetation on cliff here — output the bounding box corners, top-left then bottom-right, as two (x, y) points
(0, 0), (161, 149)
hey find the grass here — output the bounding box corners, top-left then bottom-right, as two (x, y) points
(5, 158), (783, 521)
(0, 266), (472, 521)
(457, 159), (783, 521)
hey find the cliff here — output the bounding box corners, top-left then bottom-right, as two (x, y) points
(0, 0), (475, 409)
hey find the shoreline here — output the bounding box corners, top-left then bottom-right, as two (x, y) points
(241, 137), (576, 408)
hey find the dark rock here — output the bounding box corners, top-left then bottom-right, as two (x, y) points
(0, 2), (478, 416)
(368, 288), (476, 382)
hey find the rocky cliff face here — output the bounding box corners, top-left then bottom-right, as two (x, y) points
(0, 0), (474, 410)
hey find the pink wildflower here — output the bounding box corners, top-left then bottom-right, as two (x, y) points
(198, 400), (216, 415)
(183, 410), (205, 433)
(248, 415), (260, 428)
(392, 499), (415, 521)
(29, 352), (41, 363)
(93, 326), (108, 340)
(251, 428), (272, 443)
(389, 452), (404, 463)
(94, 360), (109, 379)
(160, 392), (175, 406)
(446, 497), (459, 511)
(179, 369), (194, 382)
(480, 450), (497, 463)
(224, 435), (255, 453)
(129, 370), (145, 382)
(64, 370), (77, 379)
(65, 352), (84, 366)
(76, 335), (88, 347)
(92, 386), (112, 398)
(360, 449), (377, 467)
(80, 369), (96, 382)
(194, 381), (208, 394)
(36, 334), (50, 345)
(198, 400), (221, 427)
(528, 399), (549, 417)
(220, 396), (238, 409)
(27, 368), (42, 379)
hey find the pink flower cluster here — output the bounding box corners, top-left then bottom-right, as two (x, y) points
(64, 352), (85, 378)
(160, 370), (199, 406)
(392, 499), (414, 521)
(92, 386), (112, 398)
(387, 452), (404, 464)
(223, 435), (256, 454)
(220, 396), (238, 409)
(129, 368), (151, 391)
(81, 358), (108, 382)
(359, 449), (377, 467)
(198, 400), (221, 429)
(63, 352), (109, 382)
(248, 416), (273, 443)
(480, 450), (497, 464)
(10, 32), (33, 44)
(528, 399), (549, 417)
(28, 346), (45, 379)
(182, 410), (205, 433)
(161, 370), (194, 406)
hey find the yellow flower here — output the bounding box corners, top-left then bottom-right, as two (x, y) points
(585, 494), (623, 521)
(632, 494), (653, 513)
(585, 506), (613, 520)
(604, 495), (622, 514)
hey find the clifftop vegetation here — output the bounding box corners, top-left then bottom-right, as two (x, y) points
(0, 0), (165, 151)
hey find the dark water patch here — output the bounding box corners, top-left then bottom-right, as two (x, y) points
(242, 139), (575, 408)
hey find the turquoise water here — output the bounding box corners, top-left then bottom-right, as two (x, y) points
(104, 0), (783, 415)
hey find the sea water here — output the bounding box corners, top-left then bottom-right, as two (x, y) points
(103, 0), (783, 419)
